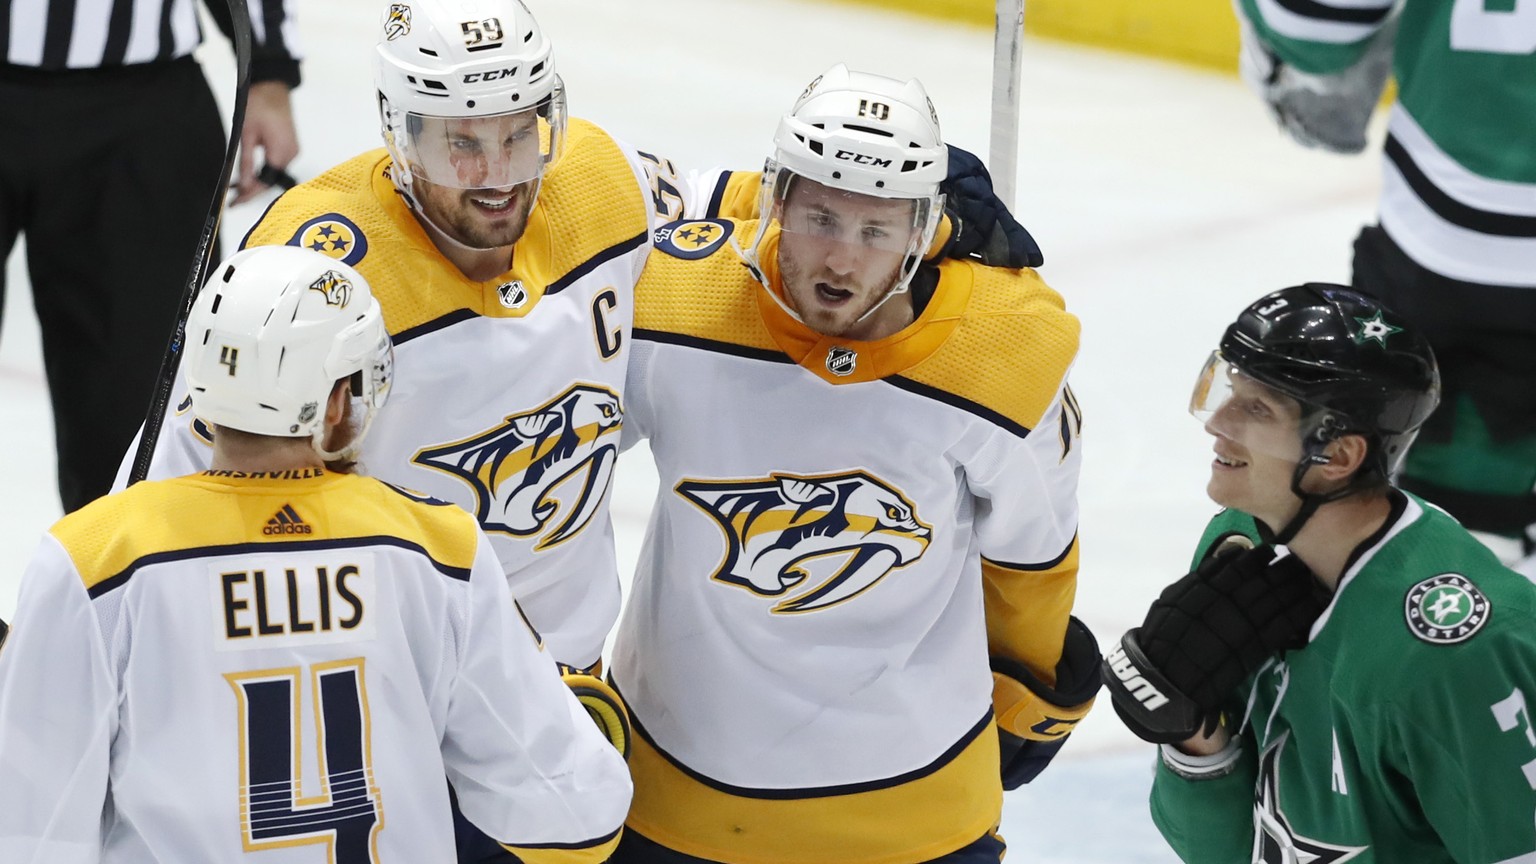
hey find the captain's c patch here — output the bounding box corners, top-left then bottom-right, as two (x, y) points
(654, 219), (732, 260)
(287, 214), (368, 267)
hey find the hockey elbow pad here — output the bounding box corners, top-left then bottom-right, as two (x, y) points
(992, 616), (1101, 789)
(561, 672), (631, 760)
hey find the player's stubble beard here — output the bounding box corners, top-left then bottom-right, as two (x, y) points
(415, 177), (538, 251)
(778, 246), (907, 340)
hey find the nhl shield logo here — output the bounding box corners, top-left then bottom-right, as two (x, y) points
(826, 346), (857, 377)
(1405, 573), (1490, 644)
(384, 4), (412, 40)
(497, 280), (528, 309)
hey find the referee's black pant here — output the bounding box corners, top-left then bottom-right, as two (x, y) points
(0, 57), (224, 511)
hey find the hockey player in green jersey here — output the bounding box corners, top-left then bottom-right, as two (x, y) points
(1236, 0), (1536, 571)
(1102, 283), (1536, 863)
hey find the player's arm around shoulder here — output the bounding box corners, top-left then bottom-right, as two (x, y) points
(0, 529), (119, 858)
(440, 524), (630, 863)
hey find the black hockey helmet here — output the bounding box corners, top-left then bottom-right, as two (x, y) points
(1219, 283), (1439, 484)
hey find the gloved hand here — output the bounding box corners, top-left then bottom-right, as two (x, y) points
(933, 144), (1043, 269)
(1102, 539), (1330, 744)
(559, 666), (631, 759)
(993, 616), (1101, 788)
(1237, 7), (1397, 155)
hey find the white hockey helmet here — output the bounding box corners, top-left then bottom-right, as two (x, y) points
(743, 65), (948, 317)
(376, 0), (566, 192)
(184, 246), (393, 461)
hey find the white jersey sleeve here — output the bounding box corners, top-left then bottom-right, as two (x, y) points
(0, 534), (115, 864)
(443, 532), (632, 852)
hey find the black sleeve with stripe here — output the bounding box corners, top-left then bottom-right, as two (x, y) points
(203, 0), (300, 88)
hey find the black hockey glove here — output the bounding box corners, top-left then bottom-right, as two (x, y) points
(936, 144), (1043, 269)
(993, 616), (1102, 789)
(1102, 540), (1330, 745)
(559, 667), (631, 759)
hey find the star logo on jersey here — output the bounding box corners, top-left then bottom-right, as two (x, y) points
(677, 470), (931, 614)
(412, 384), (623, 549)
(1405, 573), (1490, 644)
(654, 219), (733, 260)
(1352, 311), (1401, 347)
(383, 3), (412, 40)
(287, 214), (368, 267)
(307, 269), (353, 309)
(1254, 732), (1368, 863)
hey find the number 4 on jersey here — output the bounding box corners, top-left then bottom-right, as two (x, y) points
(227, 659), (382, 863)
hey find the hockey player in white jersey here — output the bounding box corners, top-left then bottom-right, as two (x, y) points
(608, 66), (1101, 863)
(0, 246), (631, 864)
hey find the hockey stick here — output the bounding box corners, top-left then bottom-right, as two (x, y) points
(128, 0), (254, 485)
(989, 0), (1025, 209)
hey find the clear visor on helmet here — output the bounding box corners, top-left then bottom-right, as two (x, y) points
(1189, 351), (1332, 463)
(317, 329), (394, 462)
(775, 171), (931, 257)
(390, 89), (565, 190)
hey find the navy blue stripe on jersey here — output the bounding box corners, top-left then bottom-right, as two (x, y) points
(884, 375), (1033, 439)
(983, 532), (1077, 572)
(704, 174), (732, 220)
(545, 229), (648, 296)
(237, 192), (288, 251)
(1385, 135), (1536, 238)
(505, 825), (622, 851)
(1272, 0), (1392, 25)
(393, 309), (480, 346)
(632, 328), (793, 365)
(621, 689), (992, 799)
(86, 535), (473, 599)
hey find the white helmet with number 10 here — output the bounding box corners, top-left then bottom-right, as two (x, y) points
(184, 247), (393, 461)
(376, 0), (567, 195)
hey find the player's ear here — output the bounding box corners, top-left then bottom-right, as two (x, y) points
(1318, 433), (1370, 482)
(325, 379), (350, 426)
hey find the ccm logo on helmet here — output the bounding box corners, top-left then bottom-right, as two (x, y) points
(834, 149), (892, 168)
(463, 68), (517, 83)
(1106, 644), (1169, 710)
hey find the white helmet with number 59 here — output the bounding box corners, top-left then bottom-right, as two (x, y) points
(184, 247), (393, 461)
(376, 0), (567, 195)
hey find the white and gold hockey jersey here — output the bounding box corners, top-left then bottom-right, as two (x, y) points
(117, 119), (675, 667)
(0, 469), (630, 864)
(611, 220), (1084, 864)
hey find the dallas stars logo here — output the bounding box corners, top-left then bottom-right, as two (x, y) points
(1352, 311), (1401, 347)
(1254, 732), (1368, 863)
(1405, 573), (1490, 644)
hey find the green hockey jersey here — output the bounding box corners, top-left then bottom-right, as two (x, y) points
(1239, 0), (1536, 288)
(1150, 492), (1536, 863)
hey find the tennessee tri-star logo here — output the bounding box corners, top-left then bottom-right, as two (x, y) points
(287, 214), (368, 267)
(654, 219), (733, 260)
(413, 384), (623, 549)
(1352, 311), (1402, 347)
(1253, 732), (1368, 863)
(677, 470), (931, 614)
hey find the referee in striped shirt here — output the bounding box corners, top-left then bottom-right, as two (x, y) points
(0, 0), (301, 513)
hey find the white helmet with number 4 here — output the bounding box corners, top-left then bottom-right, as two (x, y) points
(184, 246), (393, 461)
(744, 64), (948, 317)
(376, 0), (566, 194)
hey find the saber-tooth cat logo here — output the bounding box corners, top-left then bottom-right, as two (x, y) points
(414, 384), (623, 549)
(678, 471), (930, 613)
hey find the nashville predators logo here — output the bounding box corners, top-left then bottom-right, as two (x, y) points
(654, 219), (733, 260)
(413, 384), (623, 548)
(678, 471), (931, 613)
(286, 213), (368, 267)
(384, 4), (412, 40)
(307, 270), (353, 308)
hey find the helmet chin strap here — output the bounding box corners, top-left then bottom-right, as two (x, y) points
(1272, 437), (1374, 545)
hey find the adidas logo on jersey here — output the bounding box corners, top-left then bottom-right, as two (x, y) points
(263, 504), (313, 536)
